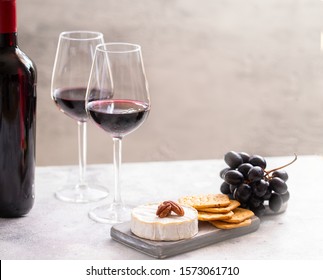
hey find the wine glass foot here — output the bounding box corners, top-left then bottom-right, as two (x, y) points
(88, 202), (133, 224)
(55, 184), (109, 203)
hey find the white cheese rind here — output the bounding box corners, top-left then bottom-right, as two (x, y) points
(131, 203), (198, 241)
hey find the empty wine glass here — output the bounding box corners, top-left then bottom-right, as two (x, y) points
(86, 43), (151, 223)
(51, 31), (109, 203)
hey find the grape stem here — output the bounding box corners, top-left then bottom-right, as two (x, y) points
(264, 153), (297, 176)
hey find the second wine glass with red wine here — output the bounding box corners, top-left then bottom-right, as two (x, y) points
(51, 31), (109, 203)
(86, 43), (151, 223)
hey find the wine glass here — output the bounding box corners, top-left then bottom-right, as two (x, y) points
(51, 31), (109, 203)
(86, 43), (151, 223)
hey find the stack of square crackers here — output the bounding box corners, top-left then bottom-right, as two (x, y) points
(178, 194), (254, 229)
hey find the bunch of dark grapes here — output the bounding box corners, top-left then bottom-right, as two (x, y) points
(220, 151), (297, 217)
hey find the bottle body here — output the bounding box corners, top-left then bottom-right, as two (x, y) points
(0, 0), (37, 218)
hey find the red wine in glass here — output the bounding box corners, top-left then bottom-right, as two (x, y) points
(54, 87), (87, 122)
(87, 99), (150, 138)
(51, 31), (108, 203)
(86, 42), (150, 223)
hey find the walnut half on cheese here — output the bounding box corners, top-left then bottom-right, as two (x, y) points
(130, 203), (198, 241)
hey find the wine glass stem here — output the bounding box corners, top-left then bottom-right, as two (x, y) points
(113, 137), (122, 206)
(78, 121), (87, 187)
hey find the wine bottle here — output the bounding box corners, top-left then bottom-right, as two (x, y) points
(0, 0), (37, 217)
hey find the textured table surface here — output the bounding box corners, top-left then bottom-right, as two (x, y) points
(1, 155), (322, 260)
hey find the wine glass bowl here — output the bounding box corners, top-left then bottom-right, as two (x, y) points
(51, 31), (109, 203)
(86, 43), (150, 223)
(52, 31), (103, 123)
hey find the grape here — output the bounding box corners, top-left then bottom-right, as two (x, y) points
(224, 170), (244, 185)
(247, 166), (264, 182)
(250, 179), (269, 198)
(220, 181), (231, 194)
(230, 184), (238, 193)
(220, 167), (231, 179)
(237, 163), (253, 179)
(249, 155), (267, 169)
(269, 193), (283, 212)
(239, 202), (249, 209)
(269, 177), (287, 194)
(263, 186), (273, 200)
(234, 184), (252, 202)
(272, 170), (288, 182)
(281, 191), (290, 203)
(224, 151), (243, 169)
(248, 195), (264, 208)
(239, 152), (250, 163)
(250, 204), (266, 217)
(219, 152), (295, 217)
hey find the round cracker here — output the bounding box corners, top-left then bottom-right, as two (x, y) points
(178, 194), (230, 209)
(209, 218), (252, 229)
(224, 207), (254, 224)
(198, 200), (240, 213)
(198, 210), (234, 221)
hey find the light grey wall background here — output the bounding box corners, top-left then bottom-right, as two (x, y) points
(18, 0), (323, 166)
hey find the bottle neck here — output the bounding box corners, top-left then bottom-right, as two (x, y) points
(0, 33), (17, 48)
(0, 0), (17, 48)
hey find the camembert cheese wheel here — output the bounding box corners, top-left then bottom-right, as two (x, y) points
(131, 203), (198, 241)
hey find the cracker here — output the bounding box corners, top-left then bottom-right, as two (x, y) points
(178, 194), (230, 209)
(210, 218), (252, 229)
(198, 200), (240, 213)
(198, 211), (234, 221)
(224, 207), (254, 224)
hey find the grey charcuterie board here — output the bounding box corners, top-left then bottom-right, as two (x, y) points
(110, 216), (260, 259)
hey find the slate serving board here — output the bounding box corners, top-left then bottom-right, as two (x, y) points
(110, 215), (260, 259)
